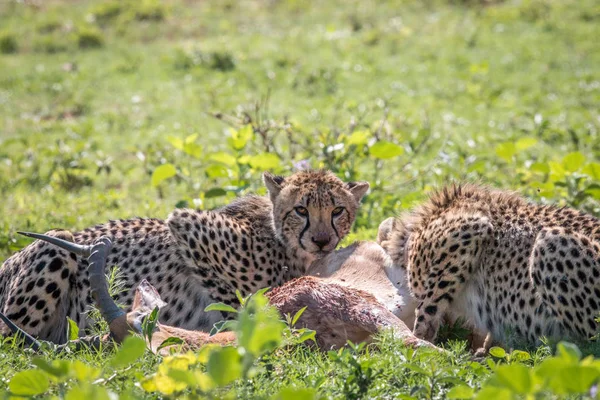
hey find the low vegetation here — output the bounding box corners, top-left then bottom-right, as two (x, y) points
(1, 0), (600, 398)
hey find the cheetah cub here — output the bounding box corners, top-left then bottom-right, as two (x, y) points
(0, 170), (368, 344)
(379, 184), (600, 349)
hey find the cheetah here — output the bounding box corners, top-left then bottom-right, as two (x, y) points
(379, 183), (600, 350)
(0, 170), (369, 344)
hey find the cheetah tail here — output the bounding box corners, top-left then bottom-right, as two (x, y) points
(17, 231), (93, 257)
(0, 311), (41, 351)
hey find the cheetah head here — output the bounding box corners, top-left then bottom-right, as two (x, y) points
(264, 170), (369, 264)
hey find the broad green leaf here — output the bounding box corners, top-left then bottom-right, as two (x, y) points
(204, 302), (238, 313)
(563, 152), (585, 172)
(209, 152), (237, 167)
(71, 360), (101, 382)
(557, 341), (581, 363)
(515, 137), (537, 151)
(207, 346), (242, 386)
(447, 385), (474, 399)
(110, 336), (147, 368)
(273, 387), (317, 400)
(489, 347), (506, 359)
(291, 306), (307, 326)
(509, 350), (531, 362)
(32, 358), (70, 380)
(228, 125), (253, 150)
(167, 368), (197, 386)
(65, 384), (110, 400)
(296, 329), (316, 344)
(157, 337), (185, 352)
(548, 161), (566, 182)
(67, 317), (79, 341)
(530, 162), (549, 174)
(167, 136), (184, 151)
(151, 164), (177, 187)
(474, 386), (513, 400)
(493, 364), (532, 394)
(495, 142), (516, 163)
(205, 164), (230, 178)
(204, 187), (228, 198)
(9, 370), (50, 396)
(346, 131), (370, 146)
(556, 365), (600, 393)
(370, 141), (404, 159)
(583, 162), (600, 180)
(247, 153), (281, 170)
(141, 373), (187, 395)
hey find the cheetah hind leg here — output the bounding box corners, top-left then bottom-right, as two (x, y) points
(0, 230), (85, 344)
(530, 227), (600, 342)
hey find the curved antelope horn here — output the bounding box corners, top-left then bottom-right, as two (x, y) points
(0, 311), (41, 351)
(87, 237), (126, 325)
(17, 231), (93, 257)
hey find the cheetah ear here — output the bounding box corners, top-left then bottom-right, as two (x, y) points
(346, 181), (370, 202)
(263, 171), (285, 201)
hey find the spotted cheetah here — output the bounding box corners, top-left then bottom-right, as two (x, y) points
(0, 170), (369, 344)
(380, 184), (600, 349)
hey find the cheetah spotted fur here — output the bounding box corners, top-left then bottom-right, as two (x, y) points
(0, 170), (369, 344)
(380, 184), (600, 348)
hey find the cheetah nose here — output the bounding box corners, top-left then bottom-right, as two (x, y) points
(311, 233), (331, 249)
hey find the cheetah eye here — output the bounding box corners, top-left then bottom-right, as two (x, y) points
(332, 207), (345, 216)
(295, 206), (308, 216)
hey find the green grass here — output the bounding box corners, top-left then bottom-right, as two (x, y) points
(1, 0), (600, 398)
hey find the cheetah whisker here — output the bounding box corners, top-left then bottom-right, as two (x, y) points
(17, 231), (94, 257)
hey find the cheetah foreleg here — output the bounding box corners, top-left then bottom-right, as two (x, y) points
(409, 213), (493, 343)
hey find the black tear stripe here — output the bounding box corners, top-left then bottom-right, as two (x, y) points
(299, 218), (310, 250)
(330, 212), (341, 243)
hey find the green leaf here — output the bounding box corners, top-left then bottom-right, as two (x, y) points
(447, 385), (474, 399)
(204, 187), (228, 198)
(209, 151), (237, 167)
(515, 137), (538, 151)
(247, 153), (281, 170)
(9, 370), (50, 396)
(207, 346), (242, 386)
(157, 337), (185, 352)
(272, 387), (317, 400)
(563, 152), (585, 172)
(489, 347), (506, 359)
(495, 142), (516, 163)
(493, 364), (533, 394)
(530, 162), (549, 174)
(71, 360), (101, 382)
(583, 162), (600, 180)
(228, 125), (254, 150)
(151, 164), (177, 187)
(296, 329), (316, 344)
(142, 306), (160, 344)
(205, 164), (230, 178)
(557, 341), (581, 363)
(67, 317), (79, 341)
(110, 336), (147, 368)
(204, 302), (238, 313)
(474, 386), (513, 400)
(32, 358), (71, 380)
(346, 131), (370, 146)
(65, 384), (110, 400)
(291, 306), (307, 326)
(509, 350), (531, 362)
(369, 141), (404, 159)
